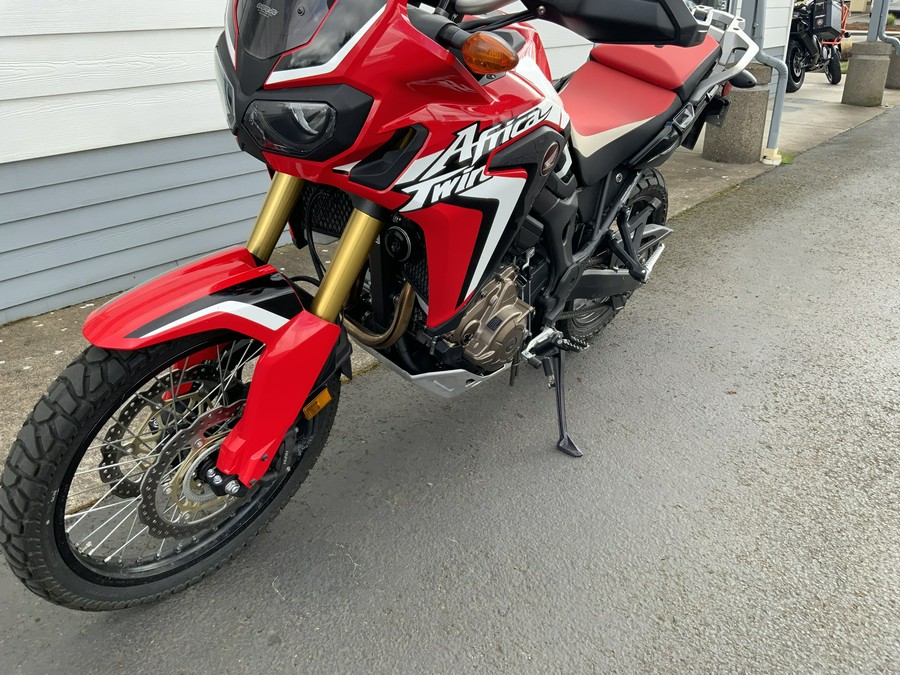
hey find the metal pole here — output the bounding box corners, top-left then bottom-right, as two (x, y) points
(747, 0), (789, 164)
(870, 0), (900, 53)
(868, 0), (884, 42)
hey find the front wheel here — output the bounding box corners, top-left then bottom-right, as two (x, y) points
(786, 39), (806, 93)
(0, 334), (339, 610)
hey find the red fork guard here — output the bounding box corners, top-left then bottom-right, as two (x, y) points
(83, 247), (344, 487)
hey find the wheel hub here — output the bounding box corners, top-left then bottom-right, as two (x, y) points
(138, 401), (247, 538)
(98, 365), (220, 498)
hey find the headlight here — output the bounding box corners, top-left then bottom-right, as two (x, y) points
(243, 101), (337, 156)
(214, 50), (237, 131)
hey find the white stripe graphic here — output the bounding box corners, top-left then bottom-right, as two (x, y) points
(513, 57), (570, 130)
(142, 301), (288, 338)
(461, 173), (527, 299)
(569, 118), (654, 158)
(265, 7), (386, 85)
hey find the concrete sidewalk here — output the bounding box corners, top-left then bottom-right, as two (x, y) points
(665, 73), (900, 215)
(1, 73), (898, 461)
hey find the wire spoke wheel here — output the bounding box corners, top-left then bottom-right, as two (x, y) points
(561, 170), (668, 342)
(0, 333), (340, 610)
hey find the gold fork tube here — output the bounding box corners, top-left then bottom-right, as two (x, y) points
(246, 172), (305, 263)
(310, 209), (384, 322)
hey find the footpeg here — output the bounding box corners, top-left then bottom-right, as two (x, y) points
(552, 335), (589, 353)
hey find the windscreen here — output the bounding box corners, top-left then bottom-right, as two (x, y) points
(237, 0), (387, 63)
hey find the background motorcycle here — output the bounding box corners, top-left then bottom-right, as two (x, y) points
(0, 0), (757, 609)
(786, 0), (850, 92)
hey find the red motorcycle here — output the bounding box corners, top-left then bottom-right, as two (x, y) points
(1, 0), (757, 609)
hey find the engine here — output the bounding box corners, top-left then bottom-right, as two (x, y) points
(445, 265), (532, 372)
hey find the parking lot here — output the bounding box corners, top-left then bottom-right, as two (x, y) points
(0, 103), (897, 674)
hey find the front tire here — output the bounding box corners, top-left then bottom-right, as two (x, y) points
(0, 334), (339, 610)
(786, 39), (806, 93)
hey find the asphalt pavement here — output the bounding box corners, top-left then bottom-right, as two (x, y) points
(1, 109), (898, 673)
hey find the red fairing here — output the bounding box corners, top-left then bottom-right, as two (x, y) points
(83, 247), (340, 487)
(84, 247), (274, 349)
(260, 0), (567, 328)
(214, 311), (339, 485)
(416, 202), (484, 317)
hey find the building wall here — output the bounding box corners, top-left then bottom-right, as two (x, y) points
(0, 1), (228, 164)
(0, 3), (786, 324)
(0, 3), (589, 324)
(0, 132), (272, 325)
(736, 0), (794, 58)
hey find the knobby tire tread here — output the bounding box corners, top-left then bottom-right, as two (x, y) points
(0, 341), (337, 610)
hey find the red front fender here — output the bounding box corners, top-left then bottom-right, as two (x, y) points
(83, 247), (344, 486)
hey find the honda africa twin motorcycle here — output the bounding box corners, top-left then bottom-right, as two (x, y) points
(786, 0), (849, 92)
(0, 1), (758, 609)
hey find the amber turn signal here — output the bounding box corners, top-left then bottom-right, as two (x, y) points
(462, 32), (519, 75)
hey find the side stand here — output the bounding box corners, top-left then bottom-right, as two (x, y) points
(549, 349), (583, 458)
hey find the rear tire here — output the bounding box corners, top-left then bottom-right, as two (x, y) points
(826, 54), (842, 85)
(0, 335), (339, 610)
(786, 39), (806, 93)
(560, 170), (668, 343)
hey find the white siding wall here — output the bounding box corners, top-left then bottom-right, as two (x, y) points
(0, 132), (272, 324)
(736, 0), (794, 58)
(0, 1), (229, 164)
(762, 0), (794, 56)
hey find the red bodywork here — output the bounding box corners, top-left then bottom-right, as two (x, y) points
(261, 1), (562, 327)
(84, 5), (560, 486)
(84, 248), (339, 486)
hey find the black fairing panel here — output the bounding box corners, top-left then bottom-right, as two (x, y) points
(521, 0), (704, 47)
(216, 35), (373, 164)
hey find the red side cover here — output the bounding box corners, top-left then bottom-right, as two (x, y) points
(590, 35), (719, 92)
(560, 62), (677, 141)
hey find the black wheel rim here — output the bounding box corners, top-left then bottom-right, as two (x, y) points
(791, 49), (804, 80)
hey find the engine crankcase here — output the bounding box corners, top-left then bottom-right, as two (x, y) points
(447, 265), (533, 372)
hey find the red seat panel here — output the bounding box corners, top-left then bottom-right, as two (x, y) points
(560, 61), (678, 155)
(559, 61), (680, 184)
(590, 35), (720, 93)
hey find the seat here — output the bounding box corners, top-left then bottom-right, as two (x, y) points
(559, 35), (721, 186)
(590, 35), (721, 101)
(559, 62), (681, 185)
